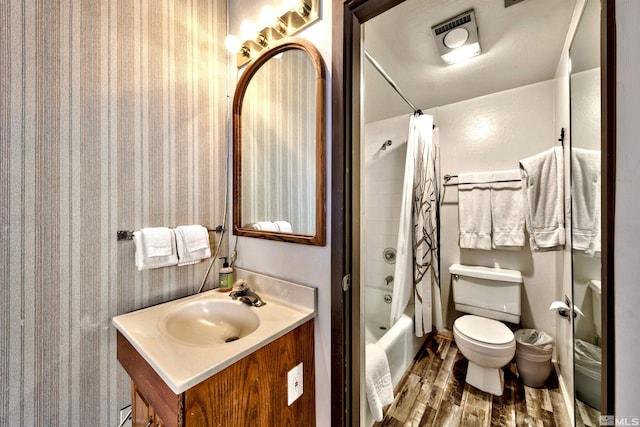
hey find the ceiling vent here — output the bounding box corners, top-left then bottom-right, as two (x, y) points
(431, 9), (481, 65)
(505, 0), (527, 7)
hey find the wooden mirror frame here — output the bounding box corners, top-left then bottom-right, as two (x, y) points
(232, 37), (327, 246)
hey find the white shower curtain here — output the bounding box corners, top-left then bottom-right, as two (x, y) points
(390, 113), (444, 337)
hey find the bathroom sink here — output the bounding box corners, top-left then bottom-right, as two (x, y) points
(158, 299), (259, 346)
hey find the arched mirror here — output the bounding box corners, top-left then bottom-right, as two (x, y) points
(232, 37), (326, 246)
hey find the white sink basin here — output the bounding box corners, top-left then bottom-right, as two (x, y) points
(158, 300), (260, 346)
(112, 269), (316, 394)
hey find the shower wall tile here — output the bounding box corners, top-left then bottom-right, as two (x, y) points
(0, 1), (227, 425)
(363, 115), (412, 292)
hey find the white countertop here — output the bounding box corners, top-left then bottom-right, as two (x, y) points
(112, 268), (316, 394)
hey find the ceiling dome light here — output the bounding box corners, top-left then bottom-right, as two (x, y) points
(432, 9), (481, 65)
(443, 27), (469, 49)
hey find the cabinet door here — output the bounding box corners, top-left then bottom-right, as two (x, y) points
(132, 384), (153, 427)
(132, 383), (166, 427)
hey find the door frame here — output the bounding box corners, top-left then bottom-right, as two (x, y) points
(330, 0), (616, 423)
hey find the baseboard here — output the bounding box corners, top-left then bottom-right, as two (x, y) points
(553, 360), (575, 426)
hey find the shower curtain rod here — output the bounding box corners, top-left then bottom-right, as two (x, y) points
(364, 50), (420, 113)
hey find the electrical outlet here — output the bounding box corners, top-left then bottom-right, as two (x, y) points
(119, 405), (132, 427)
(287, 362), (303, 406)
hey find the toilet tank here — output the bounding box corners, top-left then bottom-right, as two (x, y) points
(450, 264), (522, 324)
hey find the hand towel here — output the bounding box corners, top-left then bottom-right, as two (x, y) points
(458, 172), (493, 250)
(175, 225), (211, 266)
(255, 221), (278, 231)
(365, 343), (394, 422)
(571, 148), (601, 256)
(519, 147), (565, 250)
(274, 220), (293, 233)
(133, 227), (178, 270)
(490, 169), (525, 248)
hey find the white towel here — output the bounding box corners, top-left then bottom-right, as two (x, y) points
(175, 225), (211, 266)
(274, 220), (293, 233)
(571, 148), (601, 256)
(254, 221), (278, 231)
(490, 169), (525, 248)
(458, 172), (493, 250)
(133, 227), (178, 270)
(519, 147), (565, 250)
(365, 343), (394, 422)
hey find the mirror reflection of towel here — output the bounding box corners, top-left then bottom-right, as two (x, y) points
(571, 148), (601, 256)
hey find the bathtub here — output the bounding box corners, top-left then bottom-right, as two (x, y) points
(364, 287), (425, 425)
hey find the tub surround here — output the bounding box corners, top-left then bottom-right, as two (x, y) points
(113, 268), (316, 394)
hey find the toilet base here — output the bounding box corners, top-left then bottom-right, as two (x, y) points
(465, 361), (505, 396)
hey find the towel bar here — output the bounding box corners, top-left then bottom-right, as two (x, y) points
(116, 226), (224, 241)
(442, 174), (521, 186)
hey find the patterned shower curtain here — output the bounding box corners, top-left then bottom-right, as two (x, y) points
(390, 113), (443, 337)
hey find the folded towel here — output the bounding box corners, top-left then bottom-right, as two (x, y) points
(133, 227), (178, 270)
(365, 343), (394, 422)
(175, 225), (211, 266)
(458, 172), (493, 250)
(274, 220), (293, 233)
(571, 148), (601, 256)
(519, 147), (565, 250)
(490, 169), (525, 248)
(255, 221), (278, 231)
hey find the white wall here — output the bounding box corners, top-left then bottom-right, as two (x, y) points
(227, 2), (333, 426)
(432, 80), (561, 336)
(615, 0), (640, 417)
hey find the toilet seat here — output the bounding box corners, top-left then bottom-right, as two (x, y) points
(453, 315), (515, 357)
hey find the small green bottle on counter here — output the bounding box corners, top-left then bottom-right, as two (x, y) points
(218, 257), (233, 292)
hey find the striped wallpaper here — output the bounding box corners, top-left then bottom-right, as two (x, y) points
(0, 0), (227, 425)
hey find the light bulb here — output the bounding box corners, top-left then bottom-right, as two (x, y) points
(440, 42), (481, 65)
(260, 5), (278, 28)
(240, 20), (257, 41)
(282, 0), (300, 12)
(283, 0), (310, 17)
(224, 35), (241, 53)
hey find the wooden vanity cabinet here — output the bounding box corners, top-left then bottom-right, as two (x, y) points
(117, 320), (315, 427)
(132, 384), (165, 427)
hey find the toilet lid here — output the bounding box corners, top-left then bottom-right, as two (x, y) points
(454, 315), (514, 345)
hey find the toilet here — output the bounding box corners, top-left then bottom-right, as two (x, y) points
(450, 264), (523, 396)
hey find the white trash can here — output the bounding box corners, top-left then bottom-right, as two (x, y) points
(574, 339), (601, 410)
(514, 329), (554, 387)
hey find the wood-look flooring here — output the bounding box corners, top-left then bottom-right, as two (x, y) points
(374, 335), (572, 427)
(576, 399), (601, 427)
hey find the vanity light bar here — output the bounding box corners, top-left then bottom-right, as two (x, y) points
(230, 0), (319, 68)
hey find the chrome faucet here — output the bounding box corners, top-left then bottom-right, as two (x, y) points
(229, 280), (266, 307)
